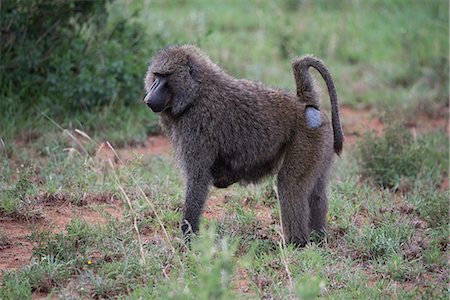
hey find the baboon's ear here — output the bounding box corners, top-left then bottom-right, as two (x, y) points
(172, 56), (199, 116)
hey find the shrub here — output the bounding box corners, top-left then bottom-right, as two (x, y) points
(46, 19), (155, 110)
(357, 122), (449, 190)
(0, 0), (163, 134)
(0, 0), (109, 99)
(356, 121), (426, 188)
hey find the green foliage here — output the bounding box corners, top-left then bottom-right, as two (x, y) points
(46, 19), (152, 110)
(129, 225), (237, 299)
(0, 168), (39, 219)
(0, 0), (108, 92)
(0, 0), (162, 140)
(0, 0), (152, 109)
(294, 274), (325, 300)
(0, 272), (32, 300)
(409, 190), (449, 228)
(347, 222), (413, 259)
(356, 121), (445, 189)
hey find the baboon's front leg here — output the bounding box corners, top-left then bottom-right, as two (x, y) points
(181, 173), (210, 237)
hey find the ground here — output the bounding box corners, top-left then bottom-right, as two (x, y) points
(1, 106), (448, 299)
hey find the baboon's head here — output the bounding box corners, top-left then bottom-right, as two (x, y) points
(144, 45), (202, 115)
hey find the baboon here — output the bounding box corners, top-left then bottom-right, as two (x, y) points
(143, 45), (343, 246)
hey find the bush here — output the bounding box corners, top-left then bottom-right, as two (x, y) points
(356, 122), (425, 189)
(356, 118), (449, 189)
(0, 0), (162, 135)
(46, 19), (155, 110)
(0, 0), (109, 99)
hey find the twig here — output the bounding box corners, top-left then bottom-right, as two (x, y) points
(105, 141), (183, 270)
(111, 164), (146, 264)
(277, 192), (294, 296)
(34, 106), (89, 155)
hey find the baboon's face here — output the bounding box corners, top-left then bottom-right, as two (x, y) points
(144, 47), (200, 116)
(144, 73), (172, 113)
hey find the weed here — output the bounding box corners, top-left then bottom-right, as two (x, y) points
(294, 274), (325, 300)
(347, 221), (414, 259)
(409, 190), (449, 228)
(0, 168), (41, 220)
(26, 256), (74, 293)
(0, 272), (31, 300)
(357, 120), (437, 189)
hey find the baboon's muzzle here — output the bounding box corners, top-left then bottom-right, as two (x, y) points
(144, 76), (171, 113)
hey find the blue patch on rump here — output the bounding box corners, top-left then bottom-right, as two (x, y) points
(305, 106), (322, 129)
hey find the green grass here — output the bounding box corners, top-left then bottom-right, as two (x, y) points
(1, 119), (448, 298)
(356, 121), (449, 189)
(138, 0), (448, 110)
(1, 0), (448, 299)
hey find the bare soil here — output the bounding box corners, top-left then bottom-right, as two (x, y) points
(340, 105), (449, 145)
(94, 135), (172, 164)
(340, 106), (385, 145)
(0, 220), (35, 272)
(0, 200), (123, 274)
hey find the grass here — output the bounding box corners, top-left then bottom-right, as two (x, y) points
(138, 0), (448, 110)
(1, 0), (449, 299)
(356, 121), (449, 189)
(1, 120), (448, 298)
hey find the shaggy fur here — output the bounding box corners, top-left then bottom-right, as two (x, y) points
(144, 45), (343, 246)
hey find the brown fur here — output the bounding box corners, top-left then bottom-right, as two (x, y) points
(144, 45), (343, 246)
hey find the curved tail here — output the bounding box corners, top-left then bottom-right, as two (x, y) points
(292, 55), (344, 155)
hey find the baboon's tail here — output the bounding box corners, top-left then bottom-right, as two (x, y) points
(292, 55), (344, 155)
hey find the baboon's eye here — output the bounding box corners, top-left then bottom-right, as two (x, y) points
(154, 72), (169, 78)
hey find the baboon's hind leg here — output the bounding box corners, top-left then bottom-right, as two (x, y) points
(309, 173), (329, 235)
(277, 156), (316, 246)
